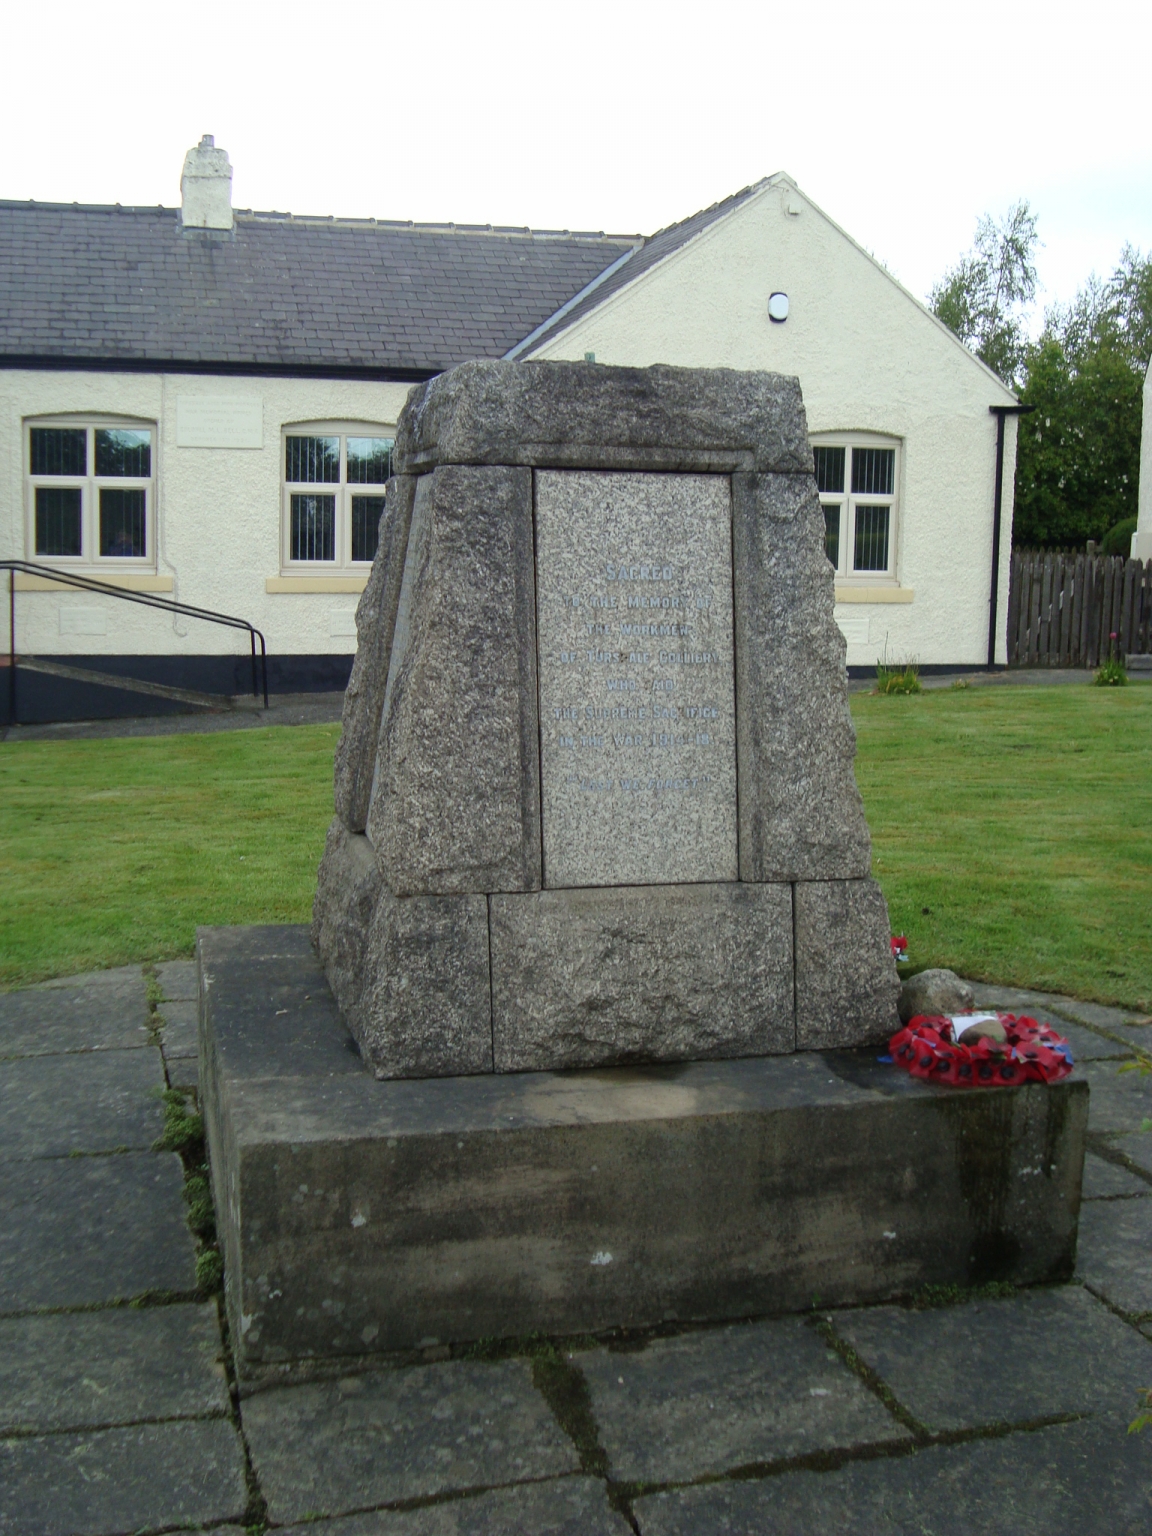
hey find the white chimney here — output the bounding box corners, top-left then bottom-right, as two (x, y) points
(180, 134), (233, 231)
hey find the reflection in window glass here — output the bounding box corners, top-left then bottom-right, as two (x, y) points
(95, 428), (151, 478)
(31, 428), (86, 477)
(351, 496), (384, 562)
(822, 505), (840, 567)
(853, 505), (890, 571)
(851, 447), (894, 497)
(347, 438), (392, 485)
(286, 436), (340, 483)
(291, 494), (336, 561)
(813, 446), (845, 495)
(100, 489), (147, 557)
(35, 487), (83, 556)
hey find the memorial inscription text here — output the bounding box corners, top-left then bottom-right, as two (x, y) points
(535, 470), (738, 887)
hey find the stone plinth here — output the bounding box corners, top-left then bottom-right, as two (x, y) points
(200, 927), (1087, 1371)
(318, 359), (898, 1079)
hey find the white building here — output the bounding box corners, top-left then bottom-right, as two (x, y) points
(1, 138), (1020, 720)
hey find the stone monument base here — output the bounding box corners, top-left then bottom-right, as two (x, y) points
(199, 926), (1087, 1374)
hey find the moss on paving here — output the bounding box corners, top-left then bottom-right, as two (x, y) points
(1, 687), (1150, 1007)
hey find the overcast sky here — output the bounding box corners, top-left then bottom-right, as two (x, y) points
(4, 0), (1149, 321)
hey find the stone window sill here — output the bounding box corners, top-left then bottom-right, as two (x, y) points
(834, 585), (914, 604)
(14, 571), (173, 593)
(267, 575), (370, 594)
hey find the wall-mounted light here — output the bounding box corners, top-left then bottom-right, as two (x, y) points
(768, 292), (789, 323)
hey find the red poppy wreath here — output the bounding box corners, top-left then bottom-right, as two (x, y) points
(886, 1013), (1074, 1088)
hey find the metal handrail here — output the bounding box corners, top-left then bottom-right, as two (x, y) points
(4, 560), (268, 724)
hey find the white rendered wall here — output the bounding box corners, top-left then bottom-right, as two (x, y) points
(0, 371), (414, 660)
(532, 179), (1019, 667)
(1134, 364), (1152, 561)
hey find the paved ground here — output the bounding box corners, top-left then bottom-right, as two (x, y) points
(2, 967), (1151, 1534)
(0, 691), (345, 744)
(6, 667), (1150, 742)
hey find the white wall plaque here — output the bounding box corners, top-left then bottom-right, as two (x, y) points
(835, 611), (871, 646)
(176, 396), (263, 449)
(328, 611), (358, 637)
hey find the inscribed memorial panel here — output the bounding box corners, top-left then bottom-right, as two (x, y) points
(535, 470), (737, 887)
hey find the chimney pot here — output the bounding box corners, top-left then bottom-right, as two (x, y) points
(180, 135), (233, 231)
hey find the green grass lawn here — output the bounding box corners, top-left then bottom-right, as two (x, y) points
(1, 685), (1150, 1006)
(854, 684), (1152, 1011)
(0, 724), (340, 989)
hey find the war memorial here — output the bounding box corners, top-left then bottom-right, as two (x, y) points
(198, 361), (1086, 1371)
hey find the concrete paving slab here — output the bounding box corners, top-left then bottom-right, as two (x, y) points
(1083, 1151), (1152, 1200)
(632, 1413), (1152, 1535)
(156, 999), (199, 1057)
(275, 1478), (631, 1534)
(1077, 1198), (1152, 1316)
(0, 971), (151, 1058)
(1104, 1132), (1152, 1177)
(0, 1152), (196, 1310)
(0, 1303), (227, 1433)
(157, 960), (198, 1001)
(1080, 1061), (1152, 1136)
(0, 1048), (165, 1161)
(835, 1286), (1152, 1431)
(0, 1416), (248, 1536)
(580, 1318), (906, 1483)
(241, 1358), (578, 1524)
(165, 1053), (201, 1095)
(1047, 1019), (1134, 1063)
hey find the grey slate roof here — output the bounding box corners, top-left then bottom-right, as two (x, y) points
(513, 180), (769, 357)
(0, 201), (638, 377)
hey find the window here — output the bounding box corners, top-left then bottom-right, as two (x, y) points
(813, 438), (898, 581)
(283, 427), (393, 569)
(26, 420), (154, 566)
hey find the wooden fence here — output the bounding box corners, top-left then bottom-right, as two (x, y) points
(1007, 550), (1152, 667)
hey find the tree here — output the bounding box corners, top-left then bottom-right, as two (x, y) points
(1014, 251), (1151, 548)
(930, 201), (1039, 386)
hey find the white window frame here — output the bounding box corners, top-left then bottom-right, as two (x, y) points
(281, 422), (394, 573)
(24, 415), (156, 570)
(810, 432), (901, 584)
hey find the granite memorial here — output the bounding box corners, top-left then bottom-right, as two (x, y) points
(314, 359), (900, 1077)
(197, 362), (1084, 1370)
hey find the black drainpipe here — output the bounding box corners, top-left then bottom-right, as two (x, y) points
(988, 403), (1035, 667)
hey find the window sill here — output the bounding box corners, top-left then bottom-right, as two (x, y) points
(267, 574), (370, 594)
(14, 571), (173, 593)
(834, 585), (914, 604)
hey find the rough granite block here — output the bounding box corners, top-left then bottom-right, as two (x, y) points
(795, 878), (900, 1049)
(366, 465), (541, 895)
(333, 475), (416, 833)
(241, 1358), (576, 1524)
(731, 472), (872, 880)
(314, 823), (492, 1079)
(489, 883), (793, 1071)
(394, 359), (812, 475)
